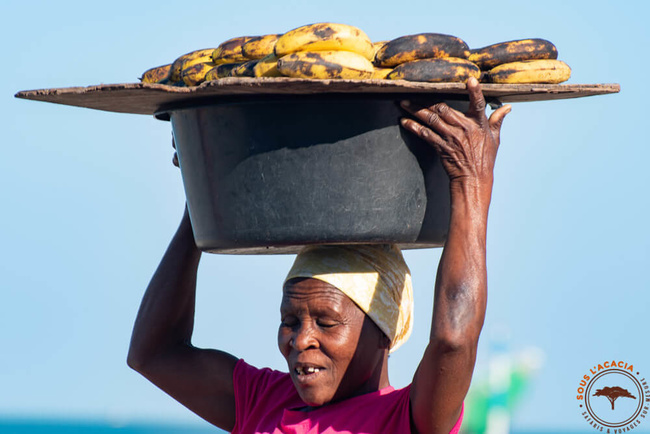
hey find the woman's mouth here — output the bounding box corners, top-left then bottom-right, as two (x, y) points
(295, 366), (321, 375)
(293, 364), (325, 384)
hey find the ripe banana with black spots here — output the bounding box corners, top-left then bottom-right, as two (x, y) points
(169, 49), (216, 82)
(139, 64), (172, 83)
(242, 34), (282, 59)
(181, 61), (218, 86)
(277, 50), (373, 79)
(371, 67), (393, 79)
(387, 57), (480, 82)
(208, 62), (245, 79)
(487, 59), (571, 84)
(375, 33), (470, 67)
(231, 60), (259, 77)
(469, 38), (558, 70)
(212, 36), (257, 64)
(275, 23), (374, 61)
(372, 40), (388, 59)
(253, 54), (283, 77)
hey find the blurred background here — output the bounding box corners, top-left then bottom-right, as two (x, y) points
(2, 0), (648, 432)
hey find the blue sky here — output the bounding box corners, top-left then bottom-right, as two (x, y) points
(2, 0), (649, 431)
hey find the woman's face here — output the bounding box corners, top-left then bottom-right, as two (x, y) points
(278, 278), (388, 407)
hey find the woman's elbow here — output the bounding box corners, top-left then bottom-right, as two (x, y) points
(126, 343), (151, 374)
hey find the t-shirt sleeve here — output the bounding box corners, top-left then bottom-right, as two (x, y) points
(449, 402), (464, 434)
(231, 358), (291, 433)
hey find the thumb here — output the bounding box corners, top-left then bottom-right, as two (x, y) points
(488, 104), (511, 147)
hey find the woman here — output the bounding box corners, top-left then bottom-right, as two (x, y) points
(127, 77), (511, 433)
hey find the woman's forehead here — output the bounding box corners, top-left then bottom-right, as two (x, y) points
(281, 278), (356, 311)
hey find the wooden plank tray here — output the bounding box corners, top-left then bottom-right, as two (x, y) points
(15, 78), (620, 116)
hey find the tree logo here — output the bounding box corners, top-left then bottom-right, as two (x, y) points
(576, 361), (648, 432)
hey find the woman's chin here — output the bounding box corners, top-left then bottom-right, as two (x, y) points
(295, 389), (333, 408)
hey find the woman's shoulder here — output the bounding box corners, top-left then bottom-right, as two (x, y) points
(234, 359), (296, 397)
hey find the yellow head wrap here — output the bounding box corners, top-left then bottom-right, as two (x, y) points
(284, 244), (413, 352)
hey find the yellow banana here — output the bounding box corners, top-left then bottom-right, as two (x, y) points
(139, 64), (171, 83)
(372, 40), (389, 61)
(469, 38), (558, 70)
(181, 61), (218, 86)
(205, 65), (220, 82)
(275, 23), (374, 61)
(253, 54), (283, 77)
(387, 57), (480, 82)
(210, 62), (245, 79)
(242, 34), (282, 59)
(277, 50), (373, 79)
(487, 59), (571, 84)
(375, 33), (470, 67)
(371, 67), (393, 79)
(212, 36), (257, 64)
(169, 49), (216, 82)
(231, 60), (259, 77)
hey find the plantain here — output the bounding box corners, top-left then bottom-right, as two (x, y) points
(387, 57), (480, 83)
(139, 64), (172, 83)
(372, 40), (389, 60)
(487, 59), (571, 84)
(253, 54), (283, 77)
(181, 61), (218, 86)
(169, 49), (216, 82)
(212, 36), (257, 64)
(231, 60), (259, 77)
(277, 50), (374, 79)
(242, 34), (282, 59)
(371, 67), (393, 79)
(205, 65), (221, 82)
(275, 23), (375, 61)
(375, 33), (470, 68)
(210, 62), (245, 79)
(469, 38), (558, 70)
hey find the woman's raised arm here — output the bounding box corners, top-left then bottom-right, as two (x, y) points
(400, 77), (511, 433)
(127, 207), (238, 431)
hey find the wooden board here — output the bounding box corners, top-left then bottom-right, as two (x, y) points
(15, 78), (620, 116)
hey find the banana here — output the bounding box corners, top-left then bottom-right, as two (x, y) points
(469, 38), (558, 70)
(275, 23), (375, 61)
(205, 65), (220, 82)
(181, 61), (218, 86)
(242, 34), (282, 59)
(231, 60), (259, 77)
(253, 54), (283, 77)
(375, 33), (470, 67)
(487, 59), (571, 84)
(387, 57), (480, 83)
(372, 40), (389, 60)
(371, 67), (393, 79)
(139, 64), (172, 83)
(210, 62), (245, 78)
(212, 36), (257, 64)
(169, 49), (216, 82)
(277, 50), (373, 79)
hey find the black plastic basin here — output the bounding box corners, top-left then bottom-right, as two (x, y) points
(163, 94), (468, 254)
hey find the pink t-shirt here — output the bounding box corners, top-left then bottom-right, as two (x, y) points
(231, 359), (463, 434)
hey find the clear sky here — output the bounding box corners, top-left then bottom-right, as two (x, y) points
(2, 0), (648, 432)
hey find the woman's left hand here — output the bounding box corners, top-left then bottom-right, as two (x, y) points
(399, 77), (511, 188)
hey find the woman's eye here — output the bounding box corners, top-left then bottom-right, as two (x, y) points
(317, 320), (337, 328)
(280, 317), (297, 328)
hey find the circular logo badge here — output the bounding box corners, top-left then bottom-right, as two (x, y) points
(577, 361), (648, 432)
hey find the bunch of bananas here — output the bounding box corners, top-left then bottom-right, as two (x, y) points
(139, 23), (571, 86)
(469, 39), (571, 84)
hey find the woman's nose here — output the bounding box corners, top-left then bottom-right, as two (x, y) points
(291, 323), (319, 351)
